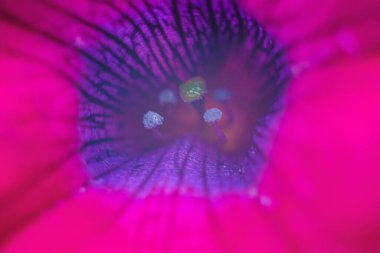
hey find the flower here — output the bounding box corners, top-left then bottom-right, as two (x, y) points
(1, 0), (380, 252)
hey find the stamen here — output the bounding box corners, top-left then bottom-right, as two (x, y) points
(180, 76), (207, 103)
(203, 108), (227, 145)
(159, 89), (178, 105)
(143, 111), (164, 129)
(143, 111), (165, 139)
(213, 88), (231, 103)
(204, 108), (222, 123)
(212, 87), (233, 126)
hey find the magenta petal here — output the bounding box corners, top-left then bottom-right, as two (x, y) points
(3, 190), (289, 253)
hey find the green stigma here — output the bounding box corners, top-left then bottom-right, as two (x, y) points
(180, 77), (207, 103)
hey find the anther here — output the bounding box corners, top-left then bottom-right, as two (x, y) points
(203, 108), (227, 145)
(159, 89), (178, 105)
(143, 111), (165, 139)
(213, 88), (231, 103)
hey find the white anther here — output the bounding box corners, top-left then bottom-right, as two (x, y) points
(203, 108), (223, 123)
(143, 111), (164, 129)
(159, 89), (177, 105)
(213, 88), (231, 102)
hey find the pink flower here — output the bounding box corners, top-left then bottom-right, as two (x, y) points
(1, 0), (380, 252)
